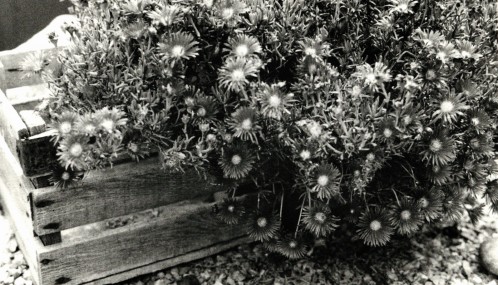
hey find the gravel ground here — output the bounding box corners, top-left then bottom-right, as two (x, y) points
(0, 205), (497, 285)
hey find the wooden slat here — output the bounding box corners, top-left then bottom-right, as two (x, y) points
(0, 48), (59, 90)
(31, 157), (222, 235)
(36, 199), (249, 285)
(85, 236), (250, 285)
(7, 84), (52, 113)
(0, 136), (41, 284)
(17, 133), (55, 178)
(0, 89), (29, 164)
(19, 110), (46, 136)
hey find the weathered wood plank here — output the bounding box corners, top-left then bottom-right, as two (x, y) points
(17, 133), (56, 178)
(0, 48), (59, 90)
(0, 89), (29, 164)
(0, 136), (41, 284)
(37, 199), (248, 285)
(85, 236), (250, 285)
(31, 157), (222, 235)
(19, 110), (46, 136)
(7, 84), (52, 113)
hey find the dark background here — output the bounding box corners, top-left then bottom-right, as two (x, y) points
(0, 0), (71, 51)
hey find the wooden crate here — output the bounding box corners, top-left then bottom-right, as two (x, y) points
(0, 48), (250, 285)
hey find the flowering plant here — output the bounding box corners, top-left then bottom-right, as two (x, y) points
(31, 0), (498, 257)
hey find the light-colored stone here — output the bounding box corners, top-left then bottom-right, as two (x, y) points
(480, 238), (498, 276)
(153, 279), (166, 285)
(14, 277), (26, 285)
(7, 240), (18, 253)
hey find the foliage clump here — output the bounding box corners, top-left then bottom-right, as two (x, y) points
(34, 0), (498, 257)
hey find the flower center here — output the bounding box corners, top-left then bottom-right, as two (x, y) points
(268, 95), (281, 108)
(300, 150), (311, 160)
(366, 153), (375, 161)
(429, 139), (442, 152)
(128, 143), (138, 153)
(69, 143), (83, 157)
(305, 47), (317, 56)
(231, 154), (242, 165)
(471, 117), (480, 126)
(101, 119), (114, 132)
(61, 172), (71, 181)
(400, 210), (411, 220)
(419, 197), (429, 208)
(222, 7), (235, 19)
(231, 69), (245, 82)
(197, 107), (207, 117)
(403, 115), (413, 125)
(426, 69), (437, 81)
(257, 217), (267, 228)
(314, 212), (327, 223)
(60, 121), (72, 134)
(289, 241), (297, 249)
(470, 138), (480, 149)
(235, 45), (249, 57)
(241, 118), (252, 130)
(84, 123), (96, 134)
(171, 45), (185, 57)
(433, 165), (441, 173)
(365, 73), (377, 84)
(317, 175), (329, 187)
(227, 205), (235, 212)
(440, 100), (455, 113)
(383, 128), (393, 138)
(369, 220), (382, 231)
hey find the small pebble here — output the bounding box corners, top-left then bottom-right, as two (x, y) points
(7, 240), (18, 253)
(14, 277), (26, 285)
(153, 278), (166, 285)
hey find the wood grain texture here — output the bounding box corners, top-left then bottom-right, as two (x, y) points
(0, 89), (29, 164)
(19, 110), (46, 136)
(17, 134), (56, 178)
(37, 199), (249, 285)
(84, 236), (250, 285)
(7, 84), (52, 112)
(0, 48), (59, 90)
(0, 136), (41, 283)
(31, 157), (223, 235)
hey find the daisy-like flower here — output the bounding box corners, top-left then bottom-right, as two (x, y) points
(148, 5), (183, 27)
(413, 29), (445, 48)
(432, 93), (469, 125)
(310, 164), (342, 200)
(469, 134), (495, 158)
(435, 41), (457, 64)
(228, 107), (261, 142)
(355, 207), (394, 247)
(484, 180), (498, 205)
(353, 62), (392, 92)
(277, 235), (308, 259)
(390, 197), (423, 235)
(158, 32), (200, 60)
(219, 57), (259, 92)
(441, 189), (464, 222)
(454, 40), (482, 61)
(213, 0), (248, 26)
(415, 188), (443, 221)
(377, 119), (398, 142)
(302, 202), (339, 237)
(219, 142), (256, 179)
(388, 0), (417, 14)
(396, 74), (421, 92)
(256, 82), (294, 120)
(227, 34), (262, 58)
(297, 37), (331, 59)
(420, 130), (456, 166)
(468, 109), (492, 133)
(75, 113), (99, 136)
(192, 96), (219, 124)
(216, 198), (245, 225)
(49, 111), (79, 142)
(20, 51), (48, 78)
(248, 212), (281, 242)
(375, 16), (394, 31)
(428, 164), (453, 186)
(49, 165), (84, 189)
(94, 107), (128, 133)
(123, 20), (147, 39)
(57, 135), (90, 170)
(126, 141), (150, 162)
